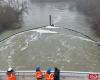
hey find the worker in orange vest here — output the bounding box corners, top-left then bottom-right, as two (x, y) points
(6, 68), (16, 80)
(45, 67), (54, 80)
(35, 66), (43, 80)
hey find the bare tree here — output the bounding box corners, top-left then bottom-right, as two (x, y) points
(0, 0), (28, 31)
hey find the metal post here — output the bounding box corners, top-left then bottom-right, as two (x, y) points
(18, 72), (19, 80)
(49, 15), (52, 26)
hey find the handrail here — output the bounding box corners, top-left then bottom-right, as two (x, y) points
(0, 71), (99, 74)
(0, 71), (99, 80)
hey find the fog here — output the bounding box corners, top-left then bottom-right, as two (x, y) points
(69, 0), (100, 36)
(31, 0), (100, 36)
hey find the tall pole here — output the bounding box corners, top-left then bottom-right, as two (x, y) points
(49, 15), (52, 26)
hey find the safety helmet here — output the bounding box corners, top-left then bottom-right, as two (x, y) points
(47, 66), (51, 73)
(7, 67), (13, 72)
(35, 66), (40, 71)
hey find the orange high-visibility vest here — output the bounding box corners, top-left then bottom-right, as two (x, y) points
(7, 73), (16, 80)
(35, 70), (43, 79)
(45, 72), (54, 80)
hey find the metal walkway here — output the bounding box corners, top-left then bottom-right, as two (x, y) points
(0, 71), (99, 80)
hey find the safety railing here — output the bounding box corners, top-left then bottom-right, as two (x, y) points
(0, 71), (100, 80)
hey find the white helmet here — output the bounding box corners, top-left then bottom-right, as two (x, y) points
(7, 67), (13, 72)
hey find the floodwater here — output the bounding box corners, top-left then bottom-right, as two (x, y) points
(0, 1), (100, 71)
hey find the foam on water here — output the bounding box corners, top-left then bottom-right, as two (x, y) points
(20, 45), (28, 51)
(31, 29), (58, 33)
(71, 36), (94, 42)
(0, 46), (8, 51)
(46, 26), (59, 29)
(0, 27), (100, 71)
(32, 34), (40, 40)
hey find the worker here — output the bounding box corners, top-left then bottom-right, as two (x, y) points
(35, 66), (43, 80)
(6, 68), (16, 80)
(54, 67), (60, 80)
(45, 67), (54, 80)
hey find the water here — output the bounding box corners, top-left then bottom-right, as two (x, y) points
(0, 26), (100, 71)
(0, 1), (100, 71)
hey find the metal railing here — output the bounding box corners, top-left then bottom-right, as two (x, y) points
(0, 71), (100, 80)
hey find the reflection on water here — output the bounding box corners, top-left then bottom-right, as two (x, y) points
(0, 26), (100, 72)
